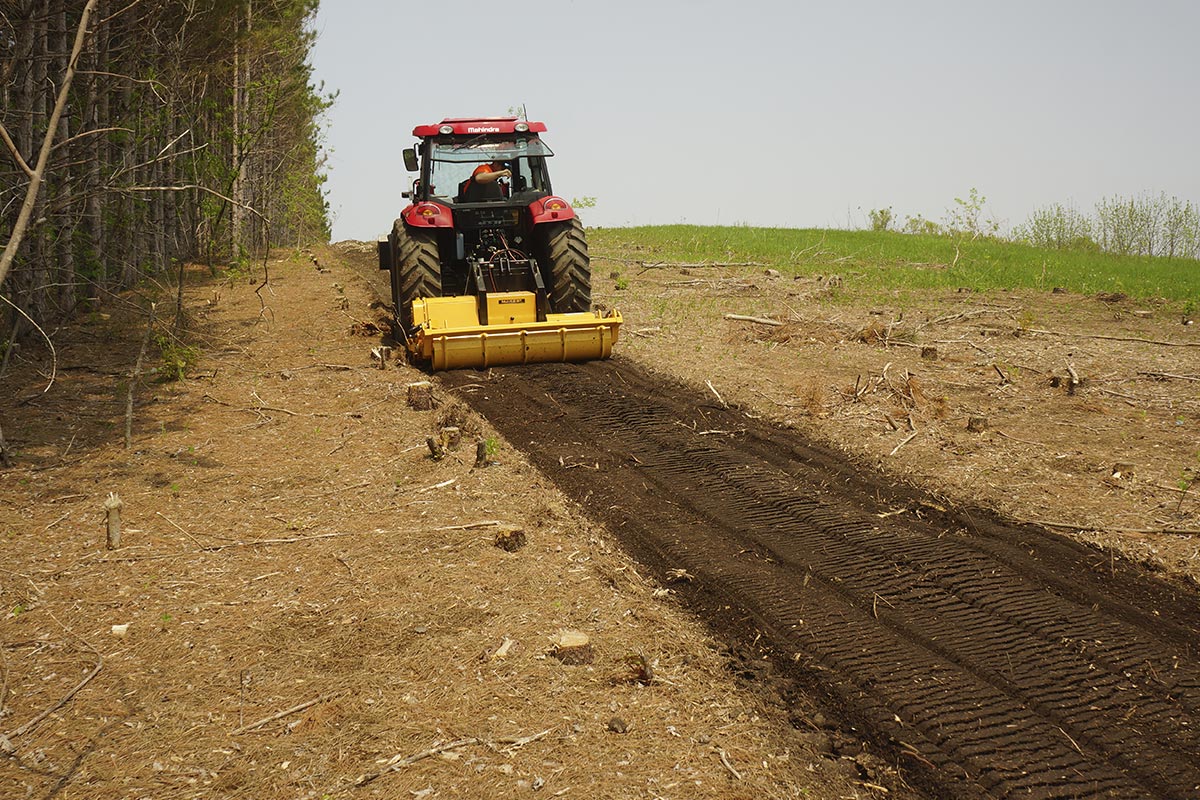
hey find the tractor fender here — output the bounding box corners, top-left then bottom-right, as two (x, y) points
(401, 201), (454, 229)
(528, 196), (577, 225)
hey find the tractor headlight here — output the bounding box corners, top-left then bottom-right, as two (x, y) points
(515, 122), (529, 132)
(439, 124), (454, 135)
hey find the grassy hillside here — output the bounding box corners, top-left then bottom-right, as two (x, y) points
(589, 225), (1200, 305)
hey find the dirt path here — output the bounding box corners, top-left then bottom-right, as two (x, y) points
(0, 252), (888, 799)
(442, 359), (1200, 798)
(4, 237), (1200, 799)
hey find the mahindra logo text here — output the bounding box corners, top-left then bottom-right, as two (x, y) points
(466, 126), (501, 133)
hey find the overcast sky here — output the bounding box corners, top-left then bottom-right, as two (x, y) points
(309, 1), (1200, 241)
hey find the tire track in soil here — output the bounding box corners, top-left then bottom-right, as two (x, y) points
(440, 358), (1200, 800)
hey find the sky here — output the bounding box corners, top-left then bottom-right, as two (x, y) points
(309, 0), (1200, 242)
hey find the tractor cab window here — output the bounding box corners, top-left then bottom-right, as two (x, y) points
(428, 135), (554, 204)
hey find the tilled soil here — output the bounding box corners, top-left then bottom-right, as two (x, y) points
(441, 359), (1200, 798)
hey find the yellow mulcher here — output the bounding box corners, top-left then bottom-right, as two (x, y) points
(378, 116), (621, 370)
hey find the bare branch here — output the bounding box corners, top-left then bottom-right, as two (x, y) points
(98, 0), (143, 26)
(0, 293), (57, 394)
(115, 184), (269, 224)
(49, 126), (134, 152)
(0, 120), (34, 179)
(73, 70), (168, 104)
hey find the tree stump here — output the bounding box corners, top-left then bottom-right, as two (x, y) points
(407, 381), (435, 411)
(551, 630), (593, 665)
(622, 653), (654, 684)
(104, 493), (123, 550)
(441, 426), (462, 451)
(474, 438), (489, 468)
(426, 436), (445, 461)
(966, 415), (988, 433)
(1066, 364), (1082, 395)
(493, 527), (526, 552)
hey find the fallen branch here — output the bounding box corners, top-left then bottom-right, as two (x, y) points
(706, 380), (727, 407)
(433, 520), (504, 531)
(995, 430), (1045, 447)
(935, 337), (994, 356)
(888, 431), (918, 456)
(417, 478), (457, 494)
(1138, 371), (1200, 383)
(156, 511), (204, 548)
(200, 532), (355, 551)
(1029, 519), (1200, 537)
(1098, 388), (1142, 405)
(1024, 328), (1200, 348)
(99, 532), (356, 561)
(297, 481), (371, 499)
(231, 692), (343, 735)
(715, 747), (743, 780)
(641, 260), (765, 270)
(724, 313), (783, 327)
(205, 392), (370, 420)
(1151, 481), (1198, 496)
(917, 306), (1021, 330)
(882, 339), (925, 350)
(4, 644), (102, 740)
(351, 729), (552, 789)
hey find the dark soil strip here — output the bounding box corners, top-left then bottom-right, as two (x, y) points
(442, 358), (1200, 800)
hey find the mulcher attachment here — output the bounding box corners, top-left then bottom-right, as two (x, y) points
(404, 256), (621, 370)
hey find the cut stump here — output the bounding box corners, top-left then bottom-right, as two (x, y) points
(551, 630), (593, 665)
(493, 527), (527, 552)
(407, 381), (435, 411)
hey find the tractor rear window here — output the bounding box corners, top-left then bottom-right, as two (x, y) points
(427, 136), (554, 203)
(431, 135), (553, 164)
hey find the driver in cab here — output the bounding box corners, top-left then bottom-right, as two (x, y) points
(462, 160), (510, 201)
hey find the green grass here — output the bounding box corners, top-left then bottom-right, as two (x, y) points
(589, 225), (1200, 302)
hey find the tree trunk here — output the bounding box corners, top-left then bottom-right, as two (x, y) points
(54, 0), (77, 314)
(230, 6), (242, 260)
(85, 7), (104, 295)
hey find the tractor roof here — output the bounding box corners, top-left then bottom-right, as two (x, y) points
(412, 117), (548, 137)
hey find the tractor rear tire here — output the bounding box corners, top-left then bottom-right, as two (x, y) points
(391, 221), (442, 329)
(539, 218), (592, 313)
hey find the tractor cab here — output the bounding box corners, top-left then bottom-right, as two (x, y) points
(402, 121), (555, 207)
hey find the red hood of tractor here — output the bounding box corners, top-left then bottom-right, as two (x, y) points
(412, 117), (548, 137)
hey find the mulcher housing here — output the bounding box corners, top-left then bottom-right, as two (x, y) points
(378, 116), (620, 369)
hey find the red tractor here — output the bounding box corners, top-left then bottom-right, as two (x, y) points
(378, 116), (620, 370)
